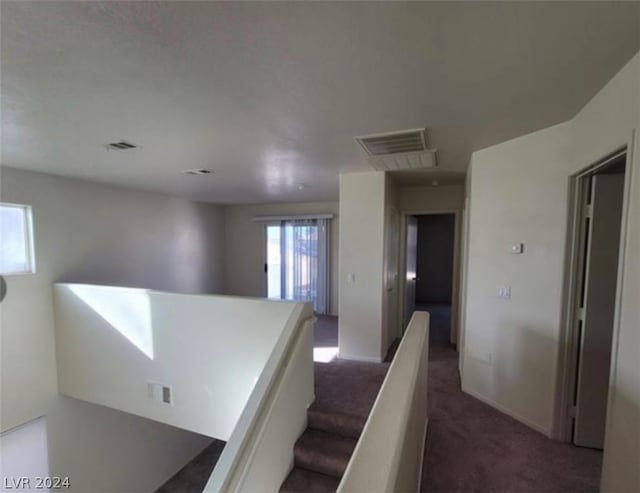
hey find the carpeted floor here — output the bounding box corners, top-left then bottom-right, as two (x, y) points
(280, 356), (389, 492)
(416, 303), (451, 345)
(157, 316), (603, 493)
(156, 440), (225, 493)
(314, 314), (339, 348)
(422, 344), (603, 493)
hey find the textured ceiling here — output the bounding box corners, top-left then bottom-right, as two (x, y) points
(1, 1), (638, 204)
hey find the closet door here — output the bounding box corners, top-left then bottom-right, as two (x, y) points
(573, 173), (624, 449)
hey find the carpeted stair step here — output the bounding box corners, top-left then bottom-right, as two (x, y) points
(279, 467), (340, 493)
(293, 429), (357, 478)
(307, 406), (366, 439)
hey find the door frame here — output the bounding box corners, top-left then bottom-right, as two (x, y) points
(263, 221), (283, 298)
(397, 208), (461, 345)
(554, 140), (633, 443)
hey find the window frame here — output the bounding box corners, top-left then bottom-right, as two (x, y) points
(0, 202), (36, 275)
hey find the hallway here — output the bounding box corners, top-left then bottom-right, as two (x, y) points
(415, 303), (451, 345)
(422, 344), (603, 492)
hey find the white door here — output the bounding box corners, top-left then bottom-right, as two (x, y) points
(403, 216), (418, 331)
(574, 173), (624, 449)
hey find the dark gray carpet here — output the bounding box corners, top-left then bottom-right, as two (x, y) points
(314, 314), (338, 348)
(421, 344), (603, 492)
(280, 358), (389, 492)
(155, 440), (225, 493)
(415, 303), (451, 345)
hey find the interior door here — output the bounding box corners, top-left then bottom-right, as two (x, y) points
(403, 216), (418, 330)
(573, 173), (624, 449)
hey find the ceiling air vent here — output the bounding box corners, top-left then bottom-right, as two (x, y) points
(182, 168), (212, 176)
(355, 128), (437, 171)
(106, 140), (137, 150)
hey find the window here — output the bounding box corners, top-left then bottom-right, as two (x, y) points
(266, 218), (330, 314)
(0, 203), (35, 274)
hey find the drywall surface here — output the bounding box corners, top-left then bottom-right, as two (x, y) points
(570, 52), (639, 493)
(0, 418), (49, 491)
(338, 172), (386, 361)
(223, 201), (339, 315)
(464, 122), (571, 434)
(54, 283), (302, 440)
(458, 171), (472, 376)
(0, 168), (224, 490)
(382, 176), (400, 355)
(207, 316), (314, 493)
(463, 52), (639, 490)
(45, 397), (211, 493)
(397, 184), (465, 212)
(416, 214), (455, 304)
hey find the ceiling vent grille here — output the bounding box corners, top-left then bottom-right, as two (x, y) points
(355, 128), (437, 171)
(106, 140), (137, 150)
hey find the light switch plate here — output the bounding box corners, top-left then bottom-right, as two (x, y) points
(498, 286), (511, 299)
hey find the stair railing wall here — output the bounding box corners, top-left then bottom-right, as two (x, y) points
(54, 283), (313, 443)
(204, 312), (315, 493)
(337, 311), (430, 493)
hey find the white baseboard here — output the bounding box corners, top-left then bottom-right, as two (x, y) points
(461, 384), (552, 438)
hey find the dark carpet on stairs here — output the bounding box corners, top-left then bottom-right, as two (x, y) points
(422, 344), (603, 493)
(156, 440), (225, 493)
(280, 358), (389, 492)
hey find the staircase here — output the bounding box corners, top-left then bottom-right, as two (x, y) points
(280, 359), (389, 493)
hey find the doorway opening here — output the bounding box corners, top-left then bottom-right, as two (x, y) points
(402, 212), (457, 345)
(562, 149), (628, 450)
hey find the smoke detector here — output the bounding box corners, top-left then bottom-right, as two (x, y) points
(355, 128), (437, 171)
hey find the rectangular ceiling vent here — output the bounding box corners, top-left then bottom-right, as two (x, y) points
(355, 128), (437, 171)
(106, 140), (137, 150)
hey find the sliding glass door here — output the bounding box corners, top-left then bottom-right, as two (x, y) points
(266, 219), (329, 313)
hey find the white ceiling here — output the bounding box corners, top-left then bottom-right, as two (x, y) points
(1, 1), (638, 204)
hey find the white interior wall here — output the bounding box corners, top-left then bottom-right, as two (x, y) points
(339, 177), (464, 362)
(45, 398), (211, 493)
(0, 418), (49, 492)
(54, 284), (302, 440)
(397, 184), (465, 212)
(458, 172), (473, 376)
(569, 52), (639, 493)
(382, 176), (399, 354)
(463, 122), (572, 434)
(0, 167), (225, 491)
(462, 52), (639, 491)
(223, 201), (339, 316)
(338, 171), (386, 362)
(207, 314), (314, 493)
